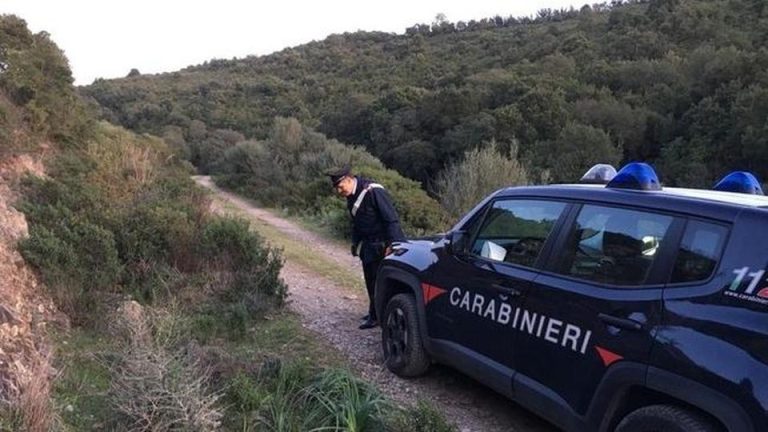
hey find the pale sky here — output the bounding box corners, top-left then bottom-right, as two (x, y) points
(4, 0), (584, 85)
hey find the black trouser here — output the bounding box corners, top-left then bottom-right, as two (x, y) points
(362, 258), (382, 321)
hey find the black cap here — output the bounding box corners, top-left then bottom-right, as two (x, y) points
(326, 165), (351, 186)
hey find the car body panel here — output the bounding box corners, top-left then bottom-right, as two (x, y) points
(377, 183), (768, 432)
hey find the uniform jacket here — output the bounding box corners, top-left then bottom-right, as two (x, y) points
(347, 176), (405, 263)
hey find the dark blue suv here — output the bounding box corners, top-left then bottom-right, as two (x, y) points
(375, 163), (768, 432)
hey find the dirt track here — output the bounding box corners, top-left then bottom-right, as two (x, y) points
(194, 176), (557, 432)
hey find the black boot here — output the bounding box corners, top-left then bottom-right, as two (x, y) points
(358, 317), (378, 329)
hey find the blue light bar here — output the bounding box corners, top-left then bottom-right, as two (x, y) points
(580, 164), (617, 184)
(606, 162), (661, 191)
(713, 171), (764, 195)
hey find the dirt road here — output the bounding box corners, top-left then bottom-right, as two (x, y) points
(194, 176), (557, 432)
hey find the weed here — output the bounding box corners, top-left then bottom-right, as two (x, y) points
(387, 400), (458, 432)
(51, 330), (114, 431)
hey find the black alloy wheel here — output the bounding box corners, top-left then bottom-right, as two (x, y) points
(382, 294), (429, 377)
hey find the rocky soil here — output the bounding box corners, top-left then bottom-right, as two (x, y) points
(0, 154), (61, 412)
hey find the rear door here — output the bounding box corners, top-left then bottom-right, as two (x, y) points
(425, 198), (569, 374)
(512, 203), (682, 417)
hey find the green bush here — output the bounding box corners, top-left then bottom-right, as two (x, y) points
(215, 117), (448, 238)
(0, 15), (89, 142)
(20, 213), (121, 323)
(200, 217), (287, 312)
(355, 165), (448, 236)
(118, 204), (196, 265)
(18, 122), (287, 326)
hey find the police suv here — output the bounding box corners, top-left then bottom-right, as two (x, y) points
(374, 163), (767, 432)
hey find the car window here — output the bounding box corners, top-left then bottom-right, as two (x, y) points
(670, 220), (728, 284)
(471, 200), (566, 268)
(559, 205), (673, 286)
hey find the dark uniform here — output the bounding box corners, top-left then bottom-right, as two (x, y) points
(346, 176), (405, 324)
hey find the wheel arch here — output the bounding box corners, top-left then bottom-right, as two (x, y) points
(375, 266), (432, 351)
(589, 364), (747, 432)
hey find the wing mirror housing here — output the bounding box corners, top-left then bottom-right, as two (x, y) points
(446, 230), (469, 255)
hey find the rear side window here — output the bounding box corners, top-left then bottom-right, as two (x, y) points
(670, 220), (728, 284)
(558, 205), (673, 286)
(471, 199), (566, 268)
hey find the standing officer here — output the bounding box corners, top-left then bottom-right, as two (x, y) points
(328, 165), (405, 329)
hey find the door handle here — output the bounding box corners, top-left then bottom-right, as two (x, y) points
(598, 313), (643, 331)
(492, 284), (522, 297)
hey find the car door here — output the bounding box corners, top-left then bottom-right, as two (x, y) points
(425, 198), (569, 375)
(512, 203), (682, 418)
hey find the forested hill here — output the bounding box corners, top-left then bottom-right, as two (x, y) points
(82, 0), (768, 187)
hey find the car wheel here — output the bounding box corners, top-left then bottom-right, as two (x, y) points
(382, 293), (429, 377)
(616, 404), (720, 432)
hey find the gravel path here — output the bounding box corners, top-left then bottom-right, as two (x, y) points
(194, 176), (557, 432)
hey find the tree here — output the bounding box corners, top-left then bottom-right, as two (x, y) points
(532, 122), (620, 183)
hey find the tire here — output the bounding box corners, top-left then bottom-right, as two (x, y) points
(381, 293), (430, 377)
(615, 404), (720, 432)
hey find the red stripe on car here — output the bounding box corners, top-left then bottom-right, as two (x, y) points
(421, 283), (448, 304)
(595, 346), (624, 367)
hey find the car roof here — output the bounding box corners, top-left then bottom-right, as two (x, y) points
(495, 183), (768, 222)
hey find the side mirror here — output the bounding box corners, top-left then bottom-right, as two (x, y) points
(446, 230), (468, 255)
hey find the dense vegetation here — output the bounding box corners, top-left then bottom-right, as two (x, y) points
(214, 116), (447, 237)
(1, 15), (454, 431)
(83, 0), (768, 191)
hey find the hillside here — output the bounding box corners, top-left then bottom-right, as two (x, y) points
(82, 0), (768, 187)
(0, 15), (85, 430)
(0, 15), (467, 431)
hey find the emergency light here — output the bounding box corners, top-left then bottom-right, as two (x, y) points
(580, 164), (617, 184)
(606, 162), (662, 191)
(713, 171), (764, 195)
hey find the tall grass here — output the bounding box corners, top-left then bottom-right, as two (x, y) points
(226, 361), (389, 432)
(0, 352), (56, 432)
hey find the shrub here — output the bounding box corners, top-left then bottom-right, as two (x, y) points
(435, 141), (529, 220)
(20, 218), (121, 323)
(18, 121), (286, 328)
(0, 15), (89, 142)
(215, 117), (448, 238)
(109, 303), (223, 432)
(118, 204), (196, 266)
(199, 217), (287, 312)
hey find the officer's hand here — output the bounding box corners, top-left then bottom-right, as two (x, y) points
(351, 243), (359, 257)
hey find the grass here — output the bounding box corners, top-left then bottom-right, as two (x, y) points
(50, 306), (347, 431)
(190, 307), (346, 368)
(51, 329), (115, 431)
